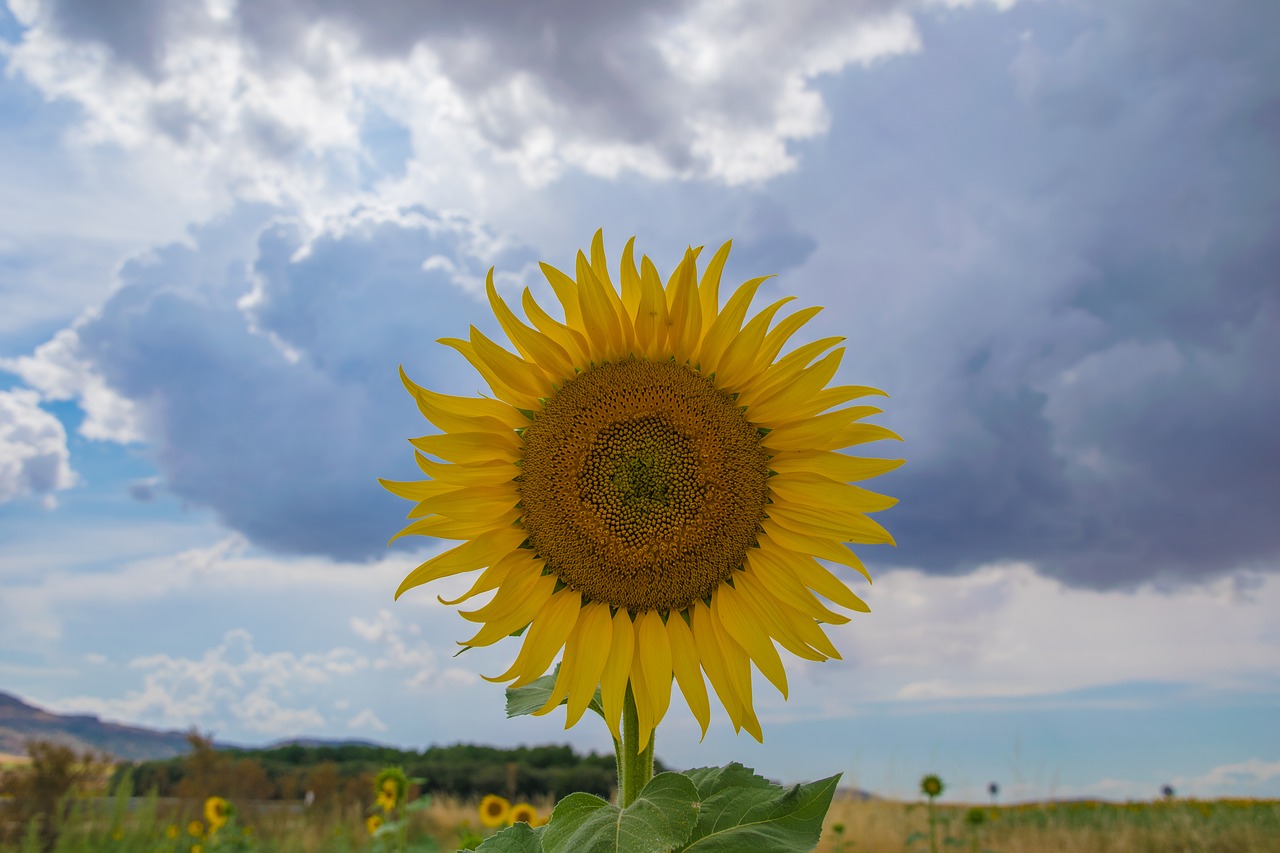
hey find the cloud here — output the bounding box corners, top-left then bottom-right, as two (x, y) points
(38, 205), (530, 561)
(0, 387), (76, 506)
(53, 628), (350, 735)
(347, 708), (388, 733)
(1, 328), (146, 443)
(1054, 757), (1280, 801)
(6, 0), (927, 196)
(807, 562), (1280, 710)
(785, 0), (1280, 587)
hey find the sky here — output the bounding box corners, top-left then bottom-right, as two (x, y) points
(0, 0), (1277, 803)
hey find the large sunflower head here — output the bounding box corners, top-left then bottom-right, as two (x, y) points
(383, 231), (901, 749)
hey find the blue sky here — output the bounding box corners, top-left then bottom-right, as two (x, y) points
(1, 0), (1277, 803)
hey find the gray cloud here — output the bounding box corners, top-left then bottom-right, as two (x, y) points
(70, 206), (533, 561)
(785, 0), (1280, 587)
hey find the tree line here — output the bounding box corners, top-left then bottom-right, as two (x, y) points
(113, 732), (665, 805)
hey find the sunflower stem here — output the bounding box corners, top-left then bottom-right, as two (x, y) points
(618, 683), (654, 808)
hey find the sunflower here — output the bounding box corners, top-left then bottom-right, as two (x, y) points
(366, 814), (383, 836)
(203, 796), (229, 833)
(509, 802), (539, 825)
(374, 767), (407, 812)
(478, 793), (511, 828)
(921, 774), (945, 799)
(383, 231), (900, 750)
(187, 820), (203, 838)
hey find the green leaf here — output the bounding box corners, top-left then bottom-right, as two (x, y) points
(471, 821), (544, 853)
(683, 763), (772, 800)
(541, 773), (699, 853)
(679, 773), (841, 853)
(407, 795), (434, 812)
(505, 664), (604, 721)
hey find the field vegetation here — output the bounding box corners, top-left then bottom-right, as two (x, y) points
(1, 738), (1276, 852)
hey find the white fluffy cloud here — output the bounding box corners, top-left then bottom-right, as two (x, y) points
(824, 563), (1280, 708)
(0, 387), (76, 506)
(0, 328), (146, 443)
(5, 0), (930, 207)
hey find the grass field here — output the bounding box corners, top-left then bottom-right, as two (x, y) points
(3, 790), (1277, 852)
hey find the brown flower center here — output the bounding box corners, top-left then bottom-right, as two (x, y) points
(519, 358), (769, 611)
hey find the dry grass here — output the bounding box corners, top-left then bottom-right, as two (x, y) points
(812, 797), (1280, 853)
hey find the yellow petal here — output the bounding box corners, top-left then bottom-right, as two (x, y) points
(745, 546), (849, 625)
(600, 610), (636, 742)
(412, 453), (516, 486)
(486, 271), (575, 381)
(755, 538), (870, 614)
(709, 597), (762, 742)
(408, 485), (519, 523)
(761, 405), (884, 452)
(588, 233), (636, 356)
(522, 288), (592, 368)
(768, 502), (897, 546)
(459, 572), (556, 648)
(389, 510), (518, 542)
(459, 552), (543, 622)
(698, 275), (771, 375)
(394, 526), (526, 599)
(563, 602), (614, 728)
(379, 477), (457, 502)
(619, 237), (642, 321)
(768, 451), (904, 483)
(716, 582), (788, 699)
(575, 251), (624, 360)
(732, 571), (828, 662)
(760, 522), (873, 579)
(727, 568), (824, 660)
(666, 612), (710, 738)
(485, 586), (582, 687)
(717, 297), (795, 388)
(792, 558), (872, 614)
(745, 305), (823, 380)
(468, 327), (551, 400)
(735, 338), (843, 411)
(437, 336), (529, 407)
(744, 348), (843, 424)
(768, 473), (899, 514)
(635, 610), (672, 750)
(664, 247), (702, 364)
(737, 563), (844, 655)
(400, 366), (524, 431)
(807, 384), (890, 415)
(696, 241), (733, 347)
(437, 548), (532, 606)
(690, 600), (744, 734)
(629, 642), (653, 754)
(534, 612), (611, 724)
(539, 261), (584, 330)
(635, 255), (669, 358)
(409, 431), (519, 464)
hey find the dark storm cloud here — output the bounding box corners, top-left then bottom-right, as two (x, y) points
(798, 0), (1280, 587)
(73, 206), (533, 561)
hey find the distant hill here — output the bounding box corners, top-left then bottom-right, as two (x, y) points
(0, 691), (193, 761)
